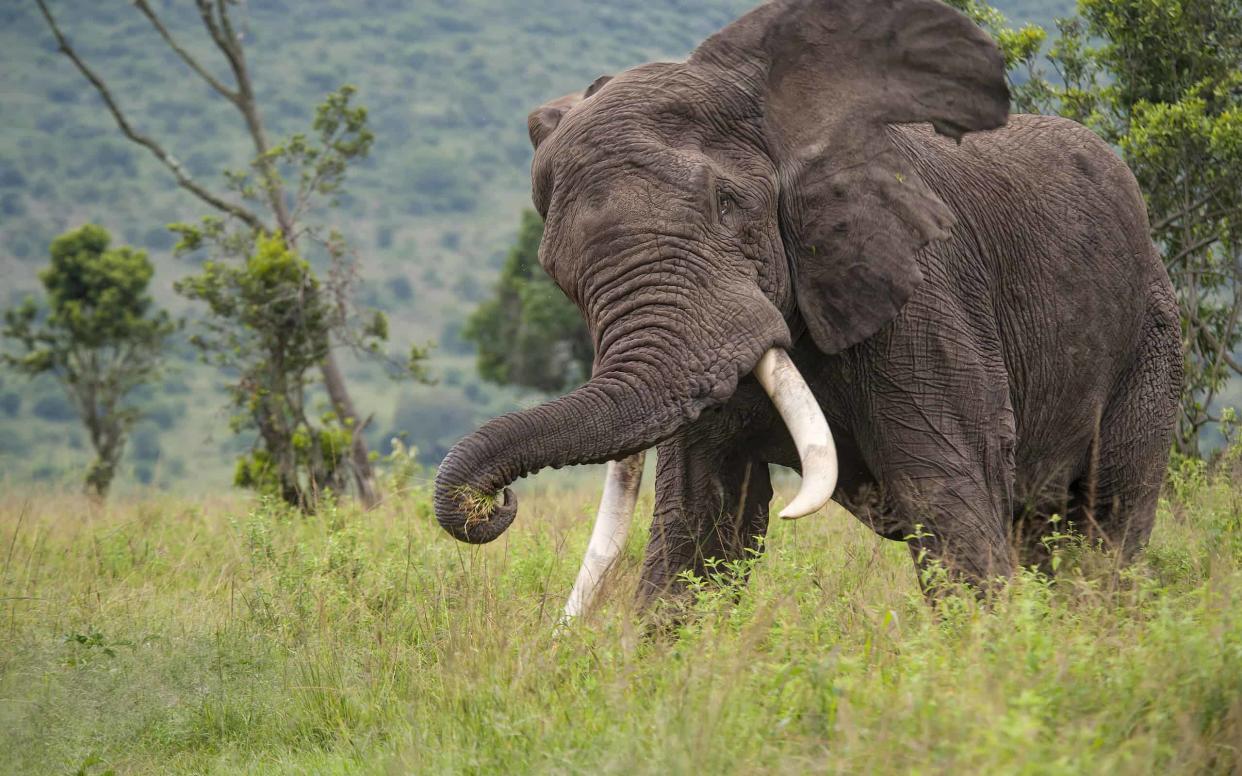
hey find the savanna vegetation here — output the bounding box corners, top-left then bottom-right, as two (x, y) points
(3, 0), (1242, 772)
(3, 452), (1242, 773)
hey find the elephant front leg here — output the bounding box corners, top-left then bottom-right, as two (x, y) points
(637, 434), (773, 611)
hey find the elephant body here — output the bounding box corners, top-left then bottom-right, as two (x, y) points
(434, 0), (1182, 610)
(639, 116), (1181, 599)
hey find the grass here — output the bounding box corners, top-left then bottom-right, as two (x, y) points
(2, 457), (1242, 774)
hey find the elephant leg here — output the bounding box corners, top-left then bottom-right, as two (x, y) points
(637, 434), (773, 610)
(1064, 299), (1181, 561)
(853, 345), (1018, 588)
(897, 475), (1016, 592)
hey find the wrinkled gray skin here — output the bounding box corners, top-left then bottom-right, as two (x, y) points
(434, 0), (1182, 603)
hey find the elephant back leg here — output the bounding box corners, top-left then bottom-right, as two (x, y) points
(1062, 289), (1182, 561)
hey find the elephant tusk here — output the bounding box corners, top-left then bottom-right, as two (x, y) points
(561, 450), (646, 621)
(754, 348), (838, 519)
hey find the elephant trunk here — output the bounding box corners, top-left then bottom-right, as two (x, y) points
(433, 361), (695, 544)
(435, 350), (839, 546)
(434, 279), (813, 544)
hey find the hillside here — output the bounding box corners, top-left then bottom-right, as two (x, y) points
(0, 0), (1070, 491)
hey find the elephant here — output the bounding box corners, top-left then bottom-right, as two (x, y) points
(434, 0), (1183, 617)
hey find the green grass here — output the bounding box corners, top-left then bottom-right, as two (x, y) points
(3, 457), (1242, 774)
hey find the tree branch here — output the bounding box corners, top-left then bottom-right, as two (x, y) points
(1208, 296), (1241, 382)
(194, 0), (241, 74)
(1164, 234), (1223, 270)
(133, 0), (238, 103)
(194, 0), (295, 237)
(34, 0), (265, 232)
(1192, 304), (1242, 375)
(1151, 181), (1234, 232)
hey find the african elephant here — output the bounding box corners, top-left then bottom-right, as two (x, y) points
(434, 0), (1183, 615)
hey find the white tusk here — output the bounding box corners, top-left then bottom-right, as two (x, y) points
(754, 348), (838, 519)
(561, 450), (646, 621)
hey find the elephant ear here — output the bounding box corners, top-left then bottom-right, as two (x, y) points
(527, 75), (613, 150)
(692, 0), (1009, 353)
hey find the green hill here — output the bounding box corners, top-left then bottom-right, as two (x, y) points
(0, 0), (1069, 492)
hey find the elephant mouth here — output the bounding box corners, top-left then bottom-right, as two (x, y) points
(556, 346), (838, 621)
(611, 344), (839, 520)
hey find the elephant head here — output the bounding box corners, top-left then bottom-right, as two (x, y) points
(434, 0), (1009, 543)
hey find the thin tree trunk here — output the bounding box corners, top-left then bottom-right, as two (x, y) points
(205, 4), (384, 508)
(321, 350), (380, 508)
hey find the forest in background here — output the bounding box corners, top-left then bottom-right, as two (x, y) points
(0, 0), (1144, 494)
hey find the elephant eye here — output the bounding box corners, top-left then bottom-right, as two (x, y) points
(717, 194), (735, 222)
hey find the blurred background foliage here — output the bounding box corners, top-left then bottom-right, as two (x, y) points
(17, 0), (1229, 495)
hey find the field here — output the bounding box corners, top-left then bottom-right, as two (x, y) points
(2, 456), (1241, 775)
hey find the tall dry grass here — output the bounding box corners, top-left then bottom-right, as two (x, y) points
(1, 456), (1241, 774)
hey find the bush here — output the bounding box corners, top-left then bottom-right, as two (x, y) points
(388, 387), (479, 462)
(0, 391), (20, 418)
(32, 393), (76, 422)
(389, 274), (413, 302)
(404, 152), (477, 214)
(143, 404), (177, 431)
(129, 425), (161, 462)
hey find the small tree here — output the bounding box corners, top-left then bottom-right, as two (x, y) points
(34, 0), (417, 506)
(167, 87), (429, 510)
(465, 210), (592, 394)
(175, 233), (360, 508)
(2, 225), (173, 497)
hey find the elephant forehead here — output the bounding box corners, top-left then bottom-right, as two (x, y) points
(546, 174), (698, 251)
(578, 104), (735, 155)
(539, 67), (738, 165)
(532, 64), (760, 216)
(578, 61), (730, 126)
(544, 137), (712, 216)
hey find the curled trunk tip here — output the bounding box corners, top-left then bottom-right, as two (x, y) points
(434, 469), (518, 544)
